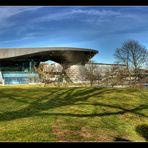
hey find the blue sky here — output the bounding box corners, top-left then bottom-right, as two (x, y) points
(0, 6), (148, 64)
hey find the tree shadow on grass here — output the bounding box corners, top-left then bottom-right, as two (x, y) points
(35, 103), (148, 118)
(114, 137), (131, 142)
(0, 87), (147, 122)
(0, 87), (110, 121)
(136, 124), (148, 141)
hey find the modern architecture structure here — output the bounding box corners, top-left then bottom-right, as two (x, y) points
(0, 47), (98, 84)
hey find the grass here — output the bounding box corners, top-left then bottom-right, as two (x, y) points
(0, 85), (147, 142)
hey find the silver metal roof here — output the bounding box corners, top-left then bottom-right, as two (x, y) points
(0, 47), (98, 65)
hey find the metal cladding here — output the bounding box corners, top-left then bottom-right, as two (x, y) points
(0, 47), (98, 65)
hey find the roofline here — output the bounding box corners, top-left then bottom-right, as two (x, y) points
(0, 47), (98, 65)
(87, 63), (126, 66)
(0, 47), (98, 53)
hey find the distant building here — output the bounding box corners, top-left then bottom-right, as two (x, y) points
(85, 63), (126, 76)
(41, 62), (127, 83)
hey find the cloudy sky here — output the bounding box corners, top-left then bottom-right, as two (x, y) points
(0, 6), (148, 63)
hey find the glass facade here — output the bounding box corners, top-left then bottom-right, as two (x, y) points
(0, 60), (40, 84)
(2, 72), (39, 84)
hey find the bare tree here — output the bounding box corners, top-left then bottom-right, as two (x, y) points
(34, 63), (61, 86)
(34, 63), (71, 87)
(101, 65), (129, 88)
(114, 40), (148, 84)
(85, 60), (97, 87)
(34, 64), (52, 84)
(115, 40), (148, 69)
(102, 65), (118, 88)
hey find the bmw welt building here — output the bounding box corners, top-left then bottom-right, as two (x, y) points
(0, 47), (98, 84)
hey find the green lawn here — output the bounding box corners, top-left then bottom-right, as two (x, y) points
(0, 86), (147, 142)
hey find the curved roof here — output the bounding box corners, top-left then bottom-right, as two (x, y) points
(0, 47), (98, 65)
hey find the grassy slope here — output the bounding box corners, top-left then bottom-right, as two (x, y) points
(0, 86), (147, 142)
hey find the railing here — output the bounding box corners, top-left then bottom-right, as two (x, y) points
(0, 71), (4, 85)
(2, 71), (39, 84)
(2, 71), (38, 78)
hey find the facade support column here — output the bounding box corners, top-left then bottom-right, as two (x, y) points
(29, 60), (32, 73)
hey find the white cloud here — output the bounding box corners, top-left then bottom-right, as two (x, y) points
(0, 6), (44, 28)
(32, 11), (74, 23)
(31, 8), (121, 24)
(1, 7), (146, 44)
(71, 9), (121, 16)
(1, 36), (35, 43)
(0, 6), (43, 18)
